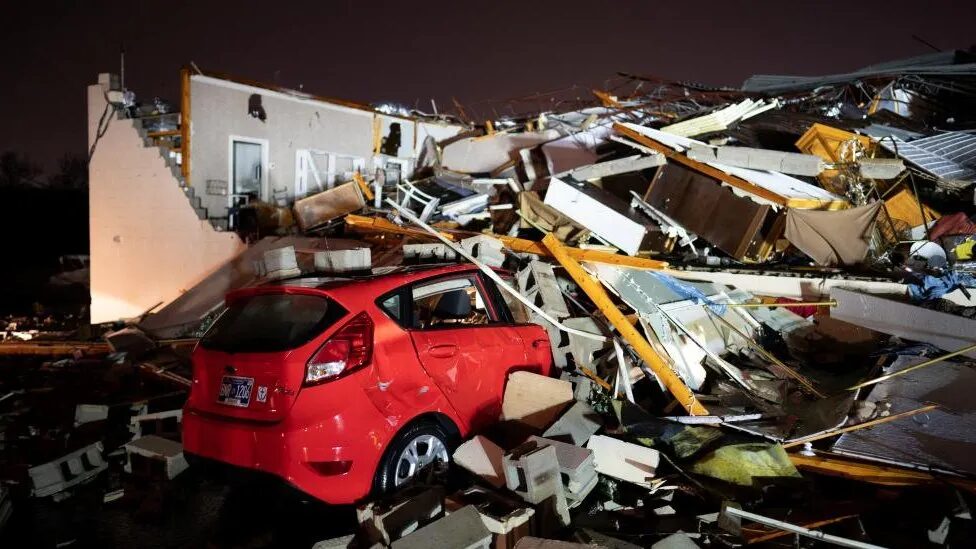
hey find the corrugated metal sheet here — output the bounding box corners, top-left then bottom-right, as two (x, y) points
(831, 353), (976, 475)
(879, 131), (976, 182)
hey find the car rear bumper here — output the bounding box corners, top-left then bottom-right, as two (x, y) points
(182, 403), (384, 504)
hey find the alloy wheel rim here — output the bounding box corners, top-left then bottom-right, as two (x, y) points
(393, 434), (449, 486)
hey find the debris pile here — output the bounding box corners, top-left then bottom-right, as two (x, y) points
(4, 50), (976, 546)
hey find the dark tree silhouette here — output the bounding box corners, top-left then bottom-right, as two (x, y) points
(48, 154), (88, 189)
(0, 151), (42, 187)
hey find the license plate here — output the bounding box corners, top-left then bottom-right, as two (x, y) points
(217, 375), (254, 407)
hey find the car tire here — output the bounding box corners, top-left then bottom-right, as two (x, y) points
(373, 421), (451, 495)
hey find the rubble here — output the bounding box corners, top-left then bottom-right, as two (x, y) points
(7, 46), (976, 547)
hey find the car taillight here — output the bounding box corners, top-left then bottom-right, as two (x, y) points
(304, 312), (373, 386)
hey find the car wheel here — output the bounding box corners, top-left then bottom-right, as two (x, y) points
(374, 422), (451, 494)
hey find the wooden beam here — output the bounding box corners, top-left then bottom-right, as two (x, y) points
(0, 341), (110, 357)
(782, 405), (938, 448)
(345, 214), (457, 241)
(345, 215), (669, 269)
(592, 89), (621, 108)
(789, 453), (976, 491)
(614, 123), (847, 210)
(497, 235), (669, 269)
(541, 233), (708, 415)
(146, 129), (181, 138)
(353, 172), (373, 201)
(180, 67), (191, 182)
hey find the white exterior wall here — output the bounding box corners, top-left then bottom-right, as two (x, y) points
(188, 76), (463, 217)
(88, 81), (245, 324)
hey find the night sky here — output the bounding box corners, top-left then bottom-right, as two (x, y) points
(3, 0), (975, 171)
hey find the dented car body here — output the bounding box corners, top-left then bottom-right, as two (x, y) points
(182, 264), (553, 503)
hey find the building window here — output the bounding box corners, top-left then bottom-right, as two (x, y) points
(295, 149), (365, 197)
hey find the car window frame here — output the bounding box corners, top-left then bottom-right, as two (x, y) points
(478, 273), (535, 326)
(374, 270), (507, 331)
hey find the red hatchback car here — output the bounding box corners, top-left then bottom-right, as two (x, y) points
(183, 264), (553, 503)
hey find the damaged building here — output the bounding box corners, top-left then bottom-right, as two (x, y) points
(2, 48), (976, 548)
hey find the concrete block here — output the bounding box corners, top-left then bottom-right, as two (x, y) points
(392, 505), (492, 549)
(446, 486), (535, 549)
(460, 235), (506, 268)
(29, 442), (108, 497)
(453, 435), (506, 488)
(502, 443), (570, 528)
(313, 248), (371, 272)
(586, 435), (660, 488)
(525, 436), (594, 481)
(517, 261), (570, 319)
(501, 371), (573, 431)
(403, 243), (458, 262)
(357, 485), (445, 545)
(263, 246), (301, 279)
(129, 408), (182, 439)
(561, 318), (606, 369)
(543, 401), (602, 446)
(124, 435), (188, 480)
(525, 436), (597, 504)
(74, 404), (109, 426)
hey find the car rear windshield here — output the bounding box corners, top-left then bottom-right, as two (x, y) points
(200, 293), (347, 353)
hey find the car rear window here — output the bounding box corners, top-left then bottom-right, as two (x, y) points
(201, 293), (347, 353)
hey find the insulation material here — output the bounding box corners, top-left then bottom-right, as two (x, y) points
(784, 202), (882, 266)
(690, 443), (801, 486)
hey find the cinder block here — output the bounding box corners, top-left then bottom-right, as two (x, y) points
(585, 435), (660, 488)
(460, 235), (505, 267)
(313, 248), (371, 272)
(263, 246), (301, 279)
(543, 401), (602, 446)
(453, 435), (506, 488)
(446, 486), (535, 549)
(525, 436), (597, 504)
(403, 243), (458, 262)
(357, 485), (445, 545)
(124, 435), (188, 480)
(391, 505), (492, 549)
(74, 404), (109, 426)
(503, 443), (570, 529)
(29, 442), (108, 497)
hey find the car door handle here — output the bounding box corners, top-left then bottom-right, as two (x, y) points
(428, 344), (458, 358)
(531, 339), (549, 349)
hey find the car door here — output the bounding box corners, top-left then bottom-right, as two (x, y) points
(406, 273), (529, 432)
(482, 274), (555, 377)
